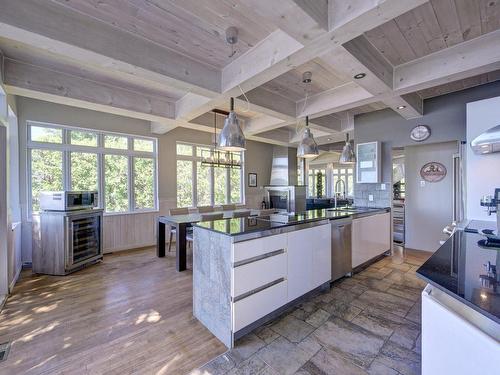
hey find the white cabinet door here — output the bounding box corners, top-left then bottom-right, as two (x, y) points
(422, 285), (500, 375)
(232, 252), (287, 298)
(232, 280), (287, 332)
(352, 212), (390, 268)
(287, 228), (313, 301)
(287, 224), (331, 302)
(311, 224), (331, 288)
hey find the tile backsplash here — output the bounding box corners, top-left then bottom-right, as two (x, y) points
(354, 183), (391, 208)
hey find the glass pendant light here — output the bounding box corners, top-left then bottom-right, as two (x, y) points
(218, 97), (246, 151)
(297, 116), (319, 158)
(339, 133), (356, 164)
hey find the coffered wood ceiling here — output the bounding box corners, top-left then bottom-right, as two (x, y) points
(52, 0), (275, 69)
(0, 0), (499, 147)
(365, 0), (500, 65)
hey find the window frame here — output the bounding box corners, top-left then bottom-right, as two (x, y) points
(175, 141), (245, 208)
(27, 121), (158, 218)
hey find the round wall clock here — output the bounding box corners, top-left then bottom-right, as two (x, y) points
(410, 125), (431, 142)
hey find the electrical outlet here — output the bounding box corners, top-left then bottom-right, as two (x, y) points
(420, 180), (426, 187)
(380, 183), (386, 190)
(368, 194), (374, 202)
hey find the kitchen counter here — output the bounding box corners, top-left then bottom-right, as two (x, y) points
(416, 230), (500, 324)
(192, 207), (391, 348)
(194, 207), (389, 242)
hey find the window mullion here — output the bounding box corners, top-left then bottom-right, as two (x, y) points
(192, 160), (197, 207)
(128, 156), (134, 212)
(210, 166), (215, 206)
(63, 129), (71, 191)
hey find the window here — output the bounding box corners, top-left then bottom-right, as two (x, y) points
(176, 142), (244, 207)
(104, 155), (128, 212)
(70, 130), (97, 147)
(70, 152), (98, 191)
(27, 122), (158, 215)
(332, 167), (354, 197)
(308, 168), (326, 198)
(30, 149), (63, 212)
(30, 126), (62, 143)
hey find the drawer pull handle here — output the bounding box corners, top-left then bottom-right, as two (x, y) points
(233, 278), (285, 302)
(233, 248), (285, 267)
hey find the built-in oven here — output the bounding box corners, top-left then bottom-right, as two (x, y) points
(40, 191), (98, 211)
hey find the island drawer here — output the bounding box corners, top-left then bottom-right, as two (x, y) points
(232, 251), (287, 298)
(232, 233), (287, 263)
(232, 279), (287, 332)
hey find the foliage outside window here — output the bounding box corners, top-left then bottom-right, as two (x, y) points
(28, 121), (158, 215)
(176, 142), (244, 208)
(308, 168), (326, 198)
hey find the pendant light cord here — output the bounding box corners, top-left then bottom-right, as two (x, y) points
(296, 89), (309, 134)
(238, 85), (250, 113)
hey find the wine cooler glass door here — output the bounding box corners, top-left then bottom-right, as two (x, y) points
(67, 213), (102, 269)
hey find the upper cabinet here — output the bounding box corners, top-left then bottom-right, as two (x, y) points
(356, 141), (381, 183)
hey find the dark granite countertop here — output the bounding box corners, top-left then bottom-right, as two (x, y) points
(416, 230), (500, 324)
(193, 207), (389, 238)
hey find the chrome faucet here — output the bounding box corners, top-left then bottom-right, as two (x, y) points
(334, 179), (346, 209)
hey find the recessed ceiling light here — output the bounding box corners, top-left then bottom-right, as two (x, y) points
(396, 105), (406, 110)
(327, 138), (332, 141)
(353, 73), (366, 79)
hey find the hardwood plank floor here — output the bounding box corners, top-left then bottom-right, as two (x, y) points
(0, 248), (226, 375)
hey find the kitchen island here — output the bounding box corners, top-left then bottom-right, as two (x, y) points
(416, 224), (500, 375)
(192, 207), (391, 348)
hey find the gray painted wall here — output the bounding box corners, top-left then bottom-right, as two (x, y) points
(353, 80), (500, 251)
(405, 141), (457, 252)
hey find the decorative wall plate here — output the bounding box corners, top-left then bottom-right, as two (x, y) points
(410, 125), (431, 142)
(420, 162), (447, 182)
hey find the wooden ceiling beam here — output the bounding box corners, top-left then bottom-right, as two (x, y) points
(297, 82), (374, 118)
(3, 58), (176, 121)
(292, 0), (329, 31)
(320, 36), (423, 119)
(394, 28), (500, 94)
(0, 0), (220, 96)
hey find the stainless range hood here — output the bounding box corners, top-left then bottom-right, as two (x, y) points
(269, 146), (298, 186)
(265, 146), (306, 213)
(471, 124), (500, 154)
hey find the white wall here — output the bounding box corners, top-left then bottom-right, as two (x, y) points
(0, 87), (8, 300)
(15, 97), (274, 261)
(466, 96), (500, 222)
(405, 141), (458, 252)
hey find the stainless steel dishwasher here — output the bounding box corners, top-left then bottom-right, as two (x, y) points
(331, 218), (352, 281)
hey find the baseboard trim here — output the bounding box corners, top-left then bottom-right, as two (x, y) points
(8, 265), (22, 293)
(103, 242), (156, 254)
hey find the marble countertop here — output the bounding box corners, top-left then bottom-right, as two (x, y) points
(416, 230), (500, 324)
(193, 207), (389, 239)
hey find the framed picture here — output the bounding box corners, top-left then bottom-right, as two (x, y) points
(248, 173), (257, 187)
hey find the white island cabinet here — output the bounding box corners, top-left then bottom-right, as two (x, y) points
(232, 224), (331, 333)
(193, 221), (331, 348)
(352, 212), (391, 268)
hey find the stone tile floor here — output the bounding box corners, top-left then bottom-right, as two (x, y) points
(190, 248), (431, 375)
